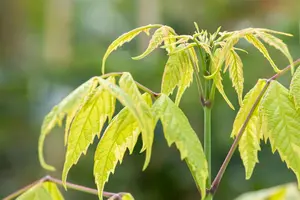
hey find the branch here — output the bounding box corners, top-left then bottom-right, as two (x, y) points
(101, 72), (160, 98)
(209, 58), (300, 195)
(3, 175), (125, 200)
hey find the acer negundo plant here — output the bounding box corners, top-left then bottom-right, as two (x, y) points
(4, 23), (300, 200)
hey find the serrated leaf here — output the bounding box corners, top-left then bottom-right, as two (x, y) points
(228, 51), (244, 105)
(17, 182), (64, 200)
(290, 67), (300, 110)
(231, 79), (266, 179)
(62, 77), (116, 186)
(97, 73), (155, 170)
(161, 45), (194, 105)
(102, 24), (162, 74)
(244, 34), (279, 72)
(152, 94), (208, 199)
(212, 49), (235, 110)
(132, 26), (173, 60)
(256, 31), (294, 73)
(39, 77), (97, 171)
(260, 81), (300, 185)
(94, 93), (151, 200)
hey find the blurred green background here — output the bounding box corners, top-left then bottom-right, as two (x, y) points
(1, 0), (300, 199)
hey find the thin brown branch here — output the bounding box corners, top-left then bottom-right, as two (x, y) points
(209, 58), (300, 195)
(3, 175), (124, 200)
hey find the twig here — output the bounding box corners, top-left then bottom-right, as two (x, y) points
(101, 72), (160, 98)
(209, 58), (300, 195)
(3, 175), (124, 200)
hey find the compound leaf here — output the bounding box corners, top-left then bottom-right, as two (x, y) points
(102, 24), (162, 74)
(39, 77), (96, 171)
(244, 34), (279, 72)
(260, 81), (300, 185)
(152, 94), (208, 199)
(62, 77), (116, 186)
(290, 66), (300, 110)
(97, 73), (155, 170)
(231, 79), (266, 179)
(94, 93), (151, 200)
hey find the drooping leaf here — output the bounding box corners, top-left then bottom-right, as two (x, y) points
(175, 46), (194, 105)
(231, 79), (266, 179)
(132, 26), (174, 60)
(39, 77), (97, 171)
(161, 54), (182, 96)
(256, 31), (294, 73)
(244, 34), (279, 72)
(152, 94), (208, 199)
(161, 45), (195, 105)
(260, 81), (300, 184)
(118, 73), (155, 169)
(228, 50), (244, 105)
(102, 24), (162, 74)
(97, 73), (155, 170)
(212, 49), (235, 110)
(94, 93), (151, 200)
(290, 66), (300, 110)
(62, 77), (116, 186)
(17, 182), (64, 200)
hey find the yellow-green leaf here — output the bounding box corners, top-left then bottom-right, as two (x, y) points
(152, 94), (208, 199)
(161, 54), (182, 96)
(161, 45), (195, 105)
(234, 183), (300, 200)
(260, 81), (300, 185)
(132, 26), (173, 60)
(231, 79), (266, 179)
(17, 182), (64, 200)
(212, 50), (235, 110)
(94, 93), (151, 200)
(256, 31), (294, 74)
(97, 73), (154, 170)
(102, 24), (162, 74)
(228, 51), (244, 105)
(290, 66), (300, 110)
(244, 34), (279, 72)
(39, 77), (97, 171)
(62, 77), (116, 186)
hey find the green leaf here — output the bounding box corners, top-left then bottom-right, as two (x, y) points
(256, 31), (294, 74)
(260, 81), (300, 185)
(244, 34), (279, 72)
(212, 49), (235, 110)
(39, 77), (97, 171)
(231, 79), (266, 179)
(101, 24), (162, 74)
(17, 182), (64, 200)
(228, 50), (244, 105)
(132, 26), (174, 60)
(152, 94), (208, 199)
(120, 193), (135, 200)
(94, 93), (151, 200)
(234, 183), (300, 200)
(97, 73), (155, 170)
(290, 66), (300, 110)
(62, 77), (116, 186)
(161, 45), (195, 105)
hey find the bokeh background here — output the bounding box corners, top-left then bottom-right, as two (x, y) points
(1, 0), (300, 199)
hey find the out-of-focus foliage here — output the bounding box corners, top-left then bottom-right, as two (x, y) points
(1, 0), (300, 200)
